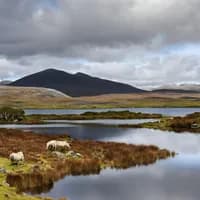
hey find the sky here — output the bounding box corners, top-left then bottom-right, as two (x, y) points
(0, 0), (200, 89)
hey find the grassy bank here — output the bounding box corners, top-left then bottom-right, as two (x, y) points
(27, 110), (163, 122)
(0, 157), (50, 200)
(0, 110), (164, 125)
(0, 128), (173, 199)
(120, 112), (200, 133)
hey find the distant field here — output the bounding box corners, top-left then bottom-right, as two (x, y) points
(1, 86), (200, 109)
(0, 86), (72, 108)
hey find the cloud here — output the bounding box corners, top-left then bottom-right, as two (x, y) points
(1, 52), (200, 90)
(0, 0), (200, 87)
(1, 0), (200, 58)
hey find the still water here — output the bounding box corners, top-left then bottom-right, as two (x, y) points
(25, 107), (200, 116)
(4, 108), (200, 200)
(22, 124), (200, 200)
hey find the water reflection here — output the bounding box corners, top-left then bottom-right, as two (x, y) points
(102, 128), (200, 154)
(31, 124), (200, 200)
(40, 155), (200, 200)
(45, 119), (157, 125)
(0, 124), (77, 129)
(3, 117), (200, 200)
(7, 124), (200, 154)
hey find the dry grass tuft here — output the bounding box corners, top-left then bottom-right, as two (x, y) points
(0, 128), (173, 194)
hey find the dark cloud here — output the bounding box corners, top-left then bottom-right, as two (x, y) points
(0, 0), (200, 87)
(0, 0), (200, 58)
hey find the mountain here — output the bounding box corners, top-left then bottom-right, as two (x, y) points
(10, 68), (145, 97)
(0, 80), (12, 85)
(153, 84), (200, 93)
(153, 89), (199, 93)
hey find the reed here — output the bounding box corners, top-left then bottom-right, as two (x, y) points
(0, 128), (173, 195)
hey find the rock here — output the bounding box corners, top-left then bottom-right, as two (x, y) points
(52, 151), (66, 159)
(76, 153), (83, 158)
(66, 151), (76, 157)
(3, 181), (9, 187)
(66, 151), (82, 158)
(0, 167), (6, 174)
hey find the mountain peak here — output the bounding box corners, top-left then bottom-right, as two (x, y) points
(10, 68), (145, 97)
(75, 72), (90, 77)
(43, 68), (64, 73)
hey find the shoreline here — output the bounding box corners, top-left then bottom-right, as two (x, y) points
(0, 128), (174, 200)
(14, 105), (200, 109)
(119, 112), (200, 133)
(0, 110), (164, 125)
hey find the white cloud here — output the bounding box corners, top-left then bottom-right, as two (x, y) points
(0, 0), (200, 88)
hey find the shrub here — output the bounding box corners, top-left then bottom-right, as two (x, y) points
(0, 107), (25, 122)
(170, 117), (195, 129)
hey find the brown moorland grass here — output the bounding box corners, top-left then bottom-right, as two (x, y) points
(1, 86), (200, 109)
(119, 112), (200, 133)
(0, 128), (174, 194)
(27, 110), (163, 122)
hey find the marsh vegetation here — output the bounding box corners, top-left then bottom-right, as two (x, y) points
(27, 110), (163, 122)
(0, 107), (25, 122)
(0, 128), (172, 200)
(120, 112), (200, 133)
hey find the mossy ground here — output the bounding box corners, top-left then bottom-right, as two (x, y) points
(0, 157), (47, 200)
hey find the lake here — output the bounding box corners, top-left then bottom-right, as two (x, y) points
(25, 107), (200, 116)
(3, 108), (200, 200)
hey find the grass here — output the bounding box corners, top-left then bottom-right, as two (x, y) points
(26, 110), (163, 122)
(10, 98), (200, 109)
(0, 157), (48, 200)
(1, 86), (200, 109)
(120, 112), (200, 133)
(0, 128), (173, 199)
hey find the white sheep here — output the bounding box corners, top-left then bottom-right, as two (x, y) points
(9, 151), (24, 165)
(46, 140), (70, 152)
(46, 140), (57, 151)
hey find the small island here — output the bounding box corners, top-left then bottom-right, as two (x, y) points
(0, 107), (164, 124)
(27, 110), (163, 122)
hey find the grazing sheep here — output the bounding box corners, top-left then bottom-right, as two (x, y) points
(9, 151), (24, 165)
(46, 140), (70, 152)
(46, 140), (57, 151)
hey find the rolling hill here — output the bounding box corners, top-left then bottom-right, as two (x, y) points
(0, 86), (71, 108)
(153, 84), (200, 93)
(10, 68), (145, 97)
(0, 80), (11, 85)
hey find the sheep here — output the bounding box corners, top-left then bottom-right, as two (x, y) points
(56, 141), (71, 151)
(46, 140), (70, 152)
(9, 151), (24, 165)
(46, 140), (57, 151)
